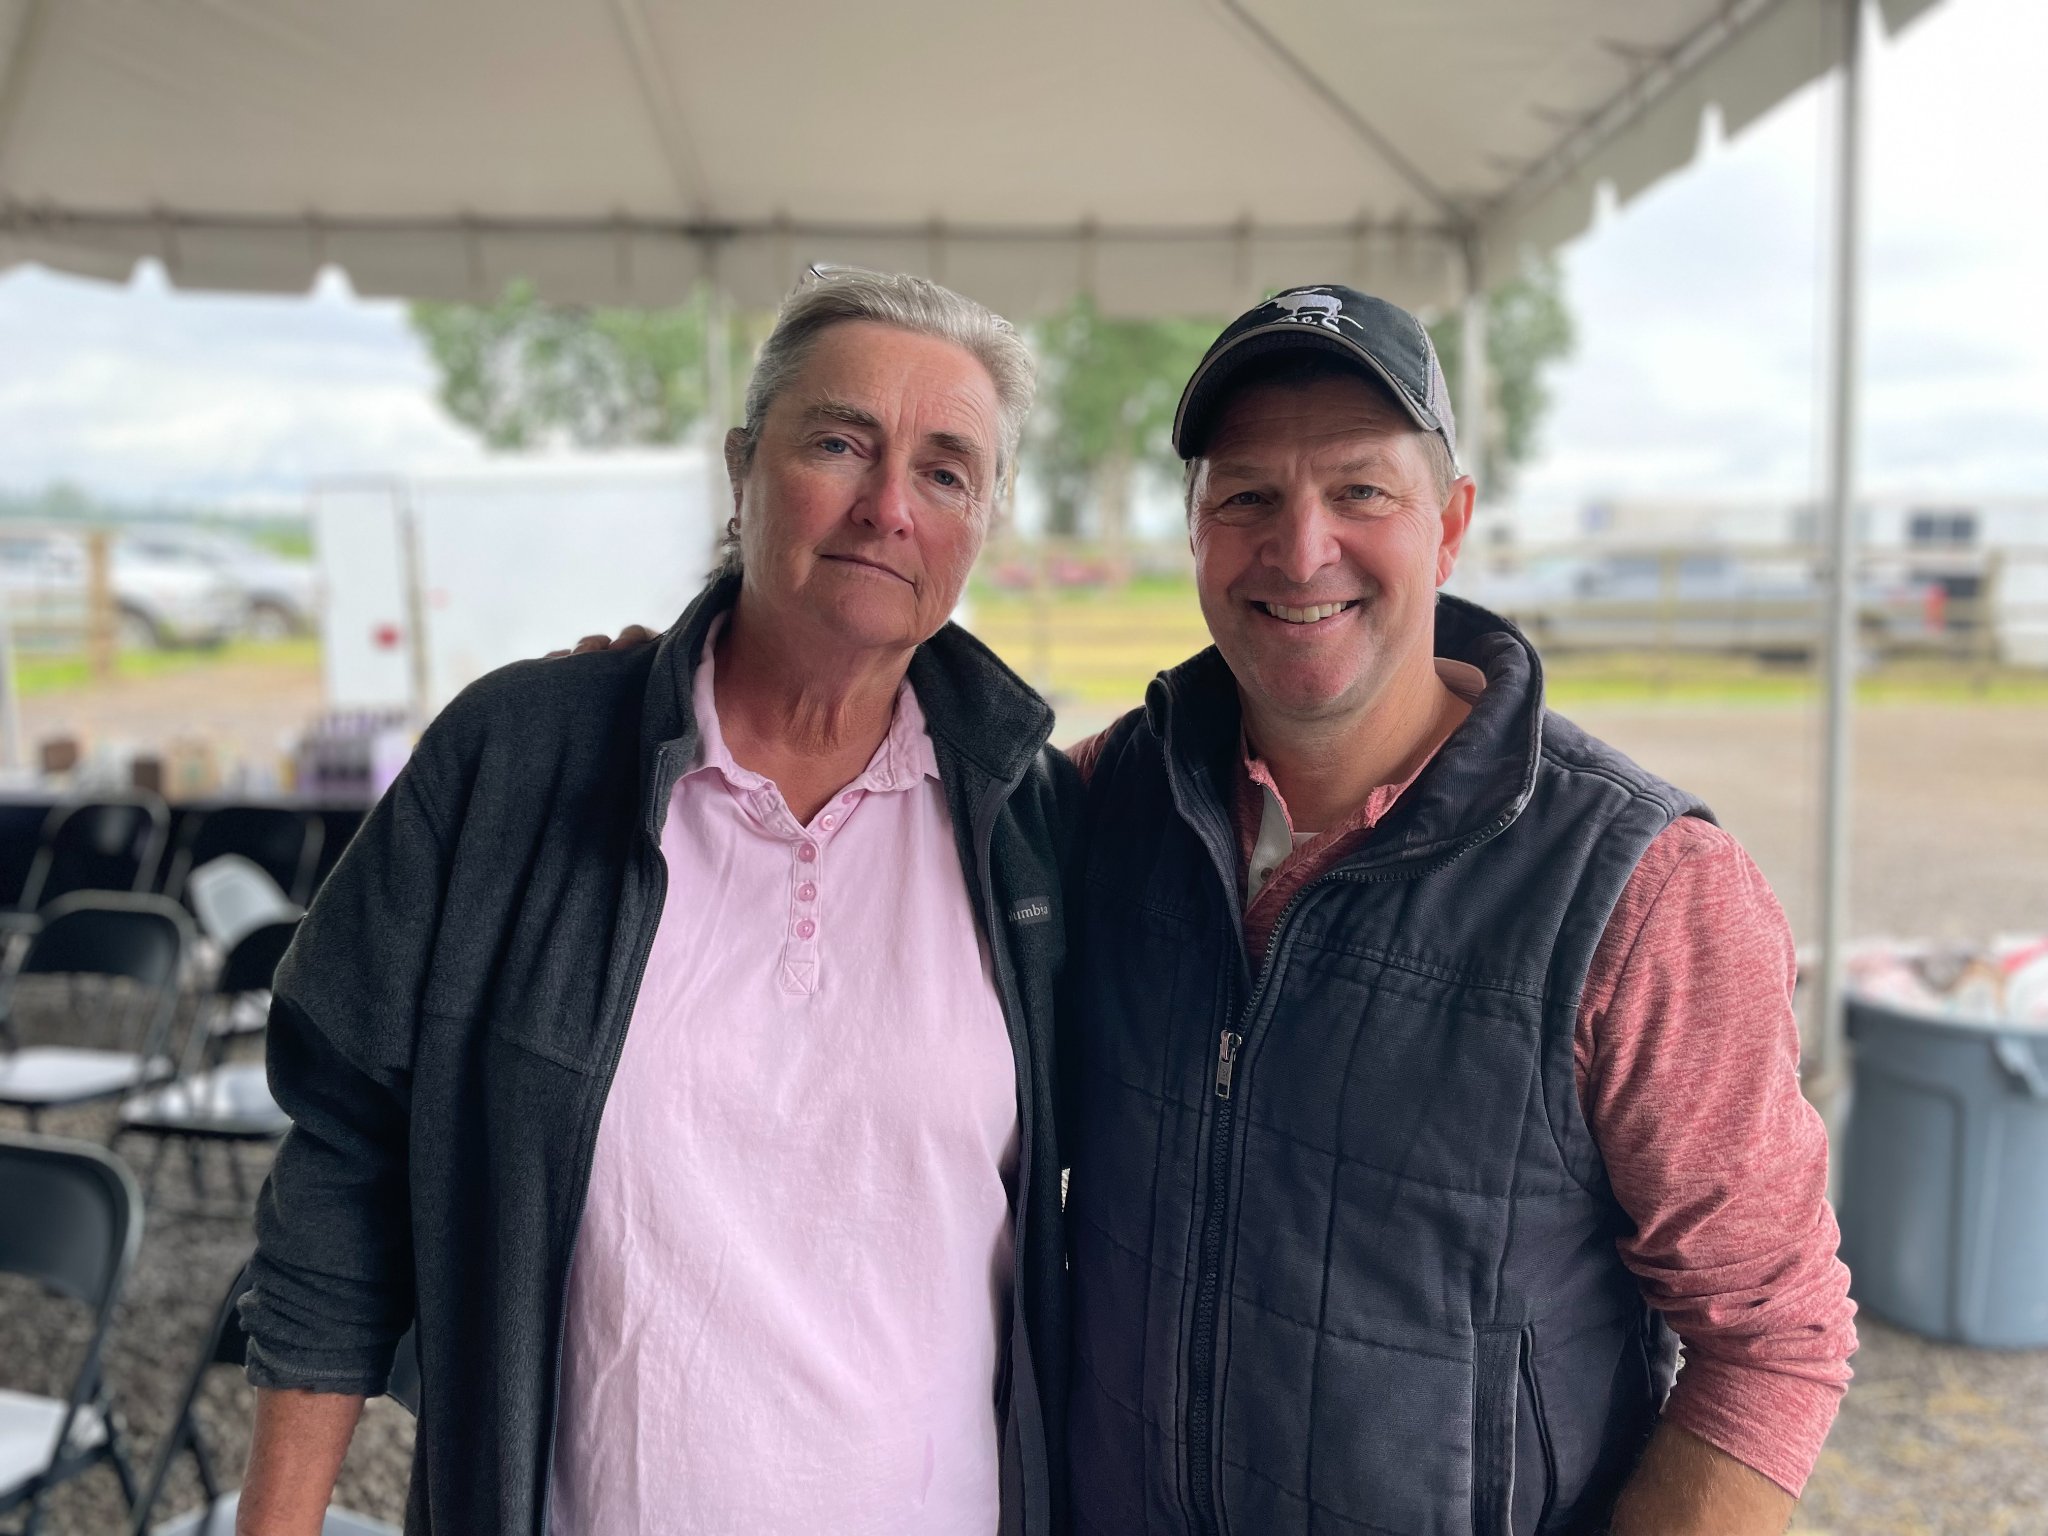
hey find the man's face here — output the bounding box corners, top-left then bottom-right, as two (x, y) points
(1188, 372), (1473, 728)
(727, 320), (1001, 654)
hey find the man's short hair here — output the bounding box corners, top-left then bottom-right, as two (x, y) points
(1181, 350), (1457, 515)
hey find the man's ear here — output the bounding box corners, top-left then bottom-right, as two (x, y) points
(1435, 476), (1477, 588)
(723, 428), (750, 517)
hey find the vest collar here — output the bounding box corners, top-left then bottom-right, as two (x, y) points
(639, 573), (1054, 839)
(1146, 594), (1545, 875)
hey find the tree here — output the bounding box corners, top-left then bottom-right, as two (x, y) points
(1426, 255), (1574, 495)
(409, 281), (735, 450)
(1025, 296), (1219, 541)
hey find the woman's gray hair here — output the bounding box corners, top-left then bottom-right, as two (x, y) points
(721, 268), (1035, 571)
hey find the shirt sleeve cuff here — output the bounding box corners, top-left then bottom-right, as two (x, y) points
(1661, 1352), (1850, 1497)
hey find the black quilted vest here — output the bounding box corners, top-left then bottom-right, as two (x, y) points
(1064, 597), (1709, 1536)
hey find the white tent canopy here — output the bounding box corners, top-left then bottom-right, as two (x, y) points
(0, 0), (1936, 317)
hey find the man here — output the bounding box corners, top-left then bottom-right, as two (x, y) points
(235, 270), (1078, 1535)
(1059, 285), (1856, 1535)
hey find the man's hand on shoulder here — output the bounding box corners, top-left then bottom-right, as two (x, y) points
(544, 624), (660, 660)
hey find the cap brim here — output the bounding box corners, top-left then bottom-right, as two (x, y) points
(1172, 322), (1443, 460)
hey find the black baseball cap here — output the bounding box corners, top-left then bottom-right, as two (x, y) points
(1171, 283), (1458, 464)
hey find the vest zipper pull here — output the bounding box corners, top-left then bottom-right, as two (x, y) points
(1215, 1030), (1242, 1099)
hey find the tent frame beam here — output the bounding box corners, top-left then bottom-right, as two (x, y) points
(604, 0), (709, 219)
(1213, 0), (1462, 224)
(0, 202), (1470, 247)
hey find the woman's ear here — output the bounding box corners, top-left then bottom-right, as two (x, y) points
(723, 427), (750, 516)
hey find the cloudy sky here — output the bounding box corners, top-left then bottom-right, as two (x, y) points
(0, 0), (2042, 517)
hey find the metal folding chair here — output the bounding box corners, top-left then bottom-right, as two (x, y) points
(15, 796), (172, 918)
(0, 896), (190, 1134)
(114, 920), (300, 1208)
(125, 1262), (415, 1536)
(162, 809), (323, 911)
(0, 1132), (144, 1534)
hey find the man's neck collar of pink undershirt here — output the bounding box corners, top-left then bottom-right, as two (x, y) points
(1240, 657), (1488, 838)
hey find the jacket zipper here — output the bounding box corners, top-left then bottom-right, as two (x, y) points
(536, 832), (670, 1534)
(1183, 874), (1303, 1536)
(1182, 809), (1521, 1535)
(970, 770), (1045, 1534)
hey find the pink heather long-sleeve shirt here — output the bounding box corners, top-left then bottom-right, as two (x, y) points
(1068, 668), (1857, 1499)
(550, 618), (1020, 1536)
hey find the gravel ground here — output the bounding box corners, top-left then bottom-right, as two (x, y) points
(1566, 699), (2048, 949)
(1793, 1320), (2048, 1536)
(19, 646), (328, 780)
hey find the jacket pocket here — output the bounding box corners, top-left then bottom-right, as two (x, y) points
(1473, 1324), (1550, 1536)
(1516, 1325), (1559, 1534)
(484, 1009), (599, 1075)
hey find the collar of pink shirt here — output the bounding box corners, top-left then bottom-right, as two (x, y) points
(687, 613), (939, 817)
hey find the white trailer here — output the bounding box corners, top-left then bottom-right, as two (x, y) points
(311, 452), (721, 718)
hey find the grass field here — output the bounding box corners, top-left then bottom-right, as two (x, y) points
(9, 636), (321, 697)
(967, 579), (2048, 712)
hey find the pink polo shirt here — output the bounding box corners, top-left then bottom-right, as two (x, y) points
(549, 621), (1020, 1535)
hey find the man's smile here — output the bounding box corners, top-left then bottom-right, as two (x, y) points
(1250, 598), (1360, 626)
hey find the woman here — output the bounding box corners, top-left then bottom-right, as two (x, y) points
(238, 270), (1079, 1536)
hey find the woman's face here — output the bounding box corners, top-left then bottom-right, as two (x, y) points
(727, 320), (1002, 657)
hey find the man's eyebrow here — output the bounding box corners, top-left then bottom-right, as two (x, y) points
(1326, 453), (1403, 478)
(1205, 452), (1402, 481)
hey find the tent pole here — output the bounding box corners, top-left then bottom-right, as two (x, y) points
(1811, 0), (1866, 1128)
(0, 588), (21, 772)
(397, 482), (432, 726)
(1458, 238), (1488, 490)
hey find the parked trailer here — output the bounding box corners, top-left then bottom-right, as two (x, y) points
(311, 452), (719, 718)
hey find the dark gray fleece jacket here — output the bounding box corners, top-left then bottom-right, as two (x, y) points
(241, 574), (1081, 1535)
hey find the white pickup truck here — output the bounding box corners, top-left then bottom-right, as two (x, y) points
(1475, 552), (1942, 662)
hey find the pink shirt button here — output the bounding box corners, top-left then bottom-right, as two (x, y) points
(795, 918), (816, 940)
(842, 792), (858, 805)
(820, 813), (838, 830)
(797, 882), (817, 903)
(797, 842), (817, 863)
